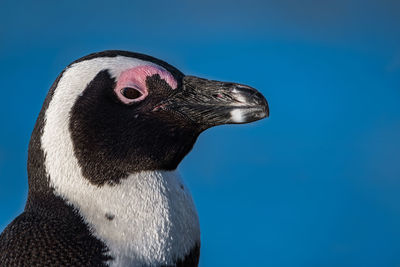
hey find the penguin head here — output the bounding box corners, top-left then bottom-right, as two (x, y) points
(30, 50), (269, 188)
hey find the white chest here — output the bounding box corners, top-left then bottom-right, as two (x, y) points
(54, 171), (200, 267)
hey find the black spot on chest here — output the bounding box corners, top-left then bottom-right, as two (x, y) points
(105, 213), (115, 221)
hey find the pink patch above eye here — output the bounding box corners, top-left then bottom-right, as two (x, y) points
(115, 65), (178, 104)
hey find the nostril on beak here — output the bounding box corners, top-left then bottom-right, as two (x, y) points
(212, 93), (224, 99)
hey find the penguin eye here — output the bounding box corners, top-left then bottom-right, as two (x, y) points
(116, 85), (147, 105)
(121, 87), (142, 100)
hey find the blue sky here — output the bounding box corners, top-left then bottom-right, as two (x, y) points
(1, 0), (400, 266)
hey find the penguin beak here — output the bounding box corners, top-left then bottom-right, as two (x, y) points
(165, 75), (269, 128)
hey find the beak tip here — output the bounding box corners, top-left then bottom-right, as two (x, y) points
(264, 100), (270, 118)
(255, 94), (269, 119)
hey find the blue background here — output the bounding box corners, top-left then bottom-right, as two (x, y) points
(1, 0), (399, 266)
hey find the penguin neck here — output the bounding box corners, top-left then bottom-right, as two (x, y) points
(26, 100), (200, 265)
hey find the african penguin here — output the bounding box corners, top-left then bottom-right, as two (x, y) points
(0, 50), (269, 267)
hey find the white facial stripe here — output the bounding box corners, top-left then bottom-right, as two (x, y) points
(41, 56), (200, 266)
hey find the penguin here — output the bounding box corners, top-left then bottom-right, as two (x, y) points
(0, 50), (269, 267)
